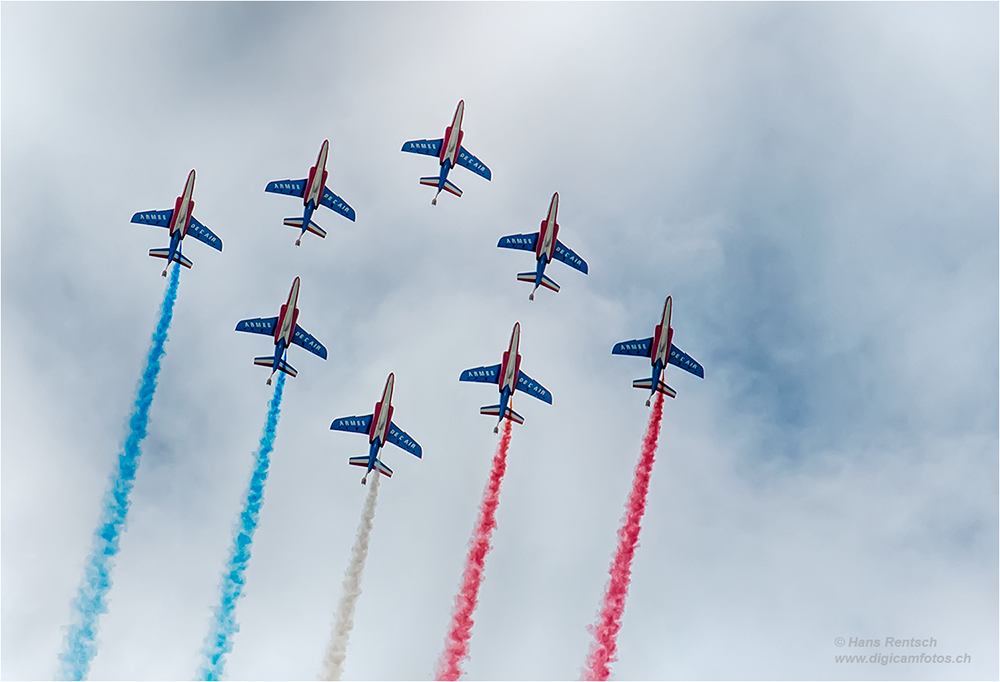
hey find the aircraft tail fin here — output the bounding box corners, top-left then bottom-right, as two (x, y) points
(254, 356), (298, 378)
(373, 459), (393, 477)
(348, 456), (370, 468)
(480, 404), (525, 425)
(149, 248), (193, 269)
(284, 217), (327, 238)
(517, 272), (560, 292)
(632, 378), (676, 398)
(419, 176), (440, 188)
(442, 178), (463, 197)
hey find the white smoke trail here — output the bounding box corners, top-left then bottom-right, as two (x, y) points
(320, 471), (381, 681)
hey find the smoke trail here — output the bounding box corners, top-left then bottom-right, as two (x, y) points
(320, 471), (382, 681)
(582, 392), (665, 681)
(435, 418), (513, 681)
(57, 264), (181, 681)
(197, 371), (286, 681)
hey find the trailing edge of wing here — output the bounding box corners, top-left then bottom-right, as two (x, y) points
(401, 139), (443, 157)
(457, 146), (491, 180)
(460, 364), (501, 384)
(331, 414), (373, 434)
(292, 325), (328, 360)
(388, 422), (422, 458)
(187, 216), (223, 251)
(612, 337), (653, 358)
(554, 239), (588, 274)
(321, 187), (356, 221)
(131, 209), (173, 227)
(265, 179), (307, 198)
(236, 317), (277, 336)
(516, 370), (552, 404)
(497, 233), (539, 252)
(668, 344), (705, 378)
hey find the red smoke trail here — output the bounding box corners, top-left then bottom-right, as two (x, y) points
(435, 418), (513, 681)
(582, 392), (665, 681)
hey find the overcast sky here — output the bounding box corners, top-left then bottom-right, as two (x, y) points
(2, 3), (997, 680)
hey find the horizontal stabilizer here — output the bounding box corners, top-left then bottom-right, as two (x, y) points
(539, 273), (560, 292)
(419, 176), (440, 188)
(283, 217), (327, 238)
(374, 459), (393, 477)
(480, 405), (524, 425)
(254, 356), (298, 377)
(516, 272), (537, 283)
(348, 456), (370, 468)
(442, 179), (463, 197)
(632, 378), (676, 398)
(149, 248), (193, 269)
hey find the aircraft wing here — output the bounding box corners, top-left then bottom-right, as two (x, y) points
(459, 364), (501, 385)
(187, 216), (223, 251)
(516, 370), (552, 404)
(554, 239), (588, 274)
(401, 139), (443, 157)
(497, 233), (539, 252)
(669, 344), (705, 378)
(331, 414), (373, 435)
(292, 325), (328, 360)
(236, 317), (278, 336)
(265, 179), (307, 198)
(388, 422), (422, 458)
(457, 146), (492, 180)
(320, 187), (356, 221)
(131, 209), (173, 227)
(612, 337), (653, 358)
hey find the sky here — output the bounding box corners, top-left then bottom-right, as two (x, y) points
(2, 2), (997, 680)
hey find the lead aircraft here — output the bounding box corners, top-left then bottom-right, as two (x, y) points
(612, 296), (704, 405)
(330, 373), (422, 484)
(265, 139), (356, 246)
(235, 277), (327, 384)
(497, 192), (588, 300)
(131, 169), (223, 276)
(460, 322), (552, 432)
(401, 100), (491, 205)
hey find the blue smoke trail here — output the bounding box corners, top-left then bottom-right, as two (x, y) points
(58, 264), (181, 681)
(197, 371), (286, 680)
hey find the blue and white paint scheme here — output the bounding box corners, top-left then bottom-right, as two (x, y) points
(460, 322), (552, 433)
(497, 192), (589, 300)
(612, 296), (704, 405)
(265, 139), (356, 246)
(330, 373), (422, 485)
(401, 99), (491, 205)
(235, 276), (327, 385)
(131, 169), (222, 277)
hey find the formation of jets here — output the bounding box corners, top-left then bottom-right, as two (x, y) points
(131, 100), (703, 483)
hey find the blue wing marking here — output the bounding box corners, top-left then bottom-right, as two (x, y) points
(669, 344), (705, 378)
(187, 216), (223, 251)
(401, 139), (443, 157)
(457, 146), (491, 180)
(612, 337), (653, 358)
(388, 422), (422, 458)
(320, 187), (356, 221)
(236, 317), (277, 336)
(554, 239), (588, 274)
(497, 233), (538, 252)
(265, 179), (307, 198)
(292, 325), (328, 360)
(460, 364), (501, 384)
(331, 414), (373, 434)
(516, 370), (552, 404)
(131, 209), (173, 227)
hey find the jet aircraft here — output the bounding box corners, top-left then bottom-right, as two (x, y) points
(612, 296), (704, 405)
(401, 100), (491, 205)
(460, 322), (551, 432)
(131, 169), (222, 276)
(265, 139), (356, 246)
(330, 373), (422, 484)
(497, 192), (588, 300)
(235, 277), (327, 384)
